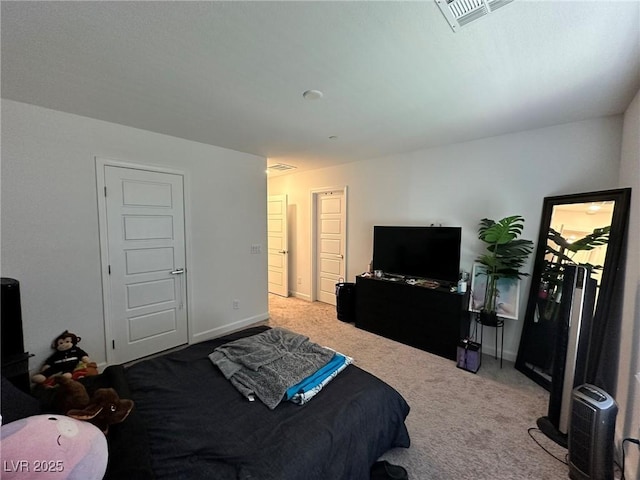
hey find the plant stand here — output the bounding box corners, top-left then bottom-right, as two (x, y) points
(475, 313), (504, 368)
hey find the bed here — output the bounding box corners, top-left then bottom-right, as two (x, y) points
(71, 325), (411, 480)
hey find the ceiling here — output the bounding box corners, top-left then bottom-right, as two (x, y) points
(2, 1), (639, 175)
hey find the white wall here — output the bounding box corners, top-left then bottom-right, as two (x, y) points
(617, 88), (640, 480)
(268, 116), (624, 361)
(1, 99), (269, 371)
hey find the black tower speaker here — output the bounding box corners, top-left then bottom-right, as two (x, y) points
(537, 265), (597, 447)
(568, 384), (617, 480)
(1, 277), (25, 360)
(1, 277), (31, 392)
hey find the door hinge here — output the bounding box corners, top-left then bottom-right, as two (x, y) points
(112, 340), (115, 349)
(104, 186), (107, 197)
(108, 265), (111, 275)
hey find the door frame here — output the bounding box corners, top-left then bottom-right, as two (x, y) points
(95, 156), (193, 365)
(309, 186), (348, 302)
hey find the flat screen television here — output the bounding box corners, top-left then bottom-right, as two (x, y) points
(372, 226), (461, 283)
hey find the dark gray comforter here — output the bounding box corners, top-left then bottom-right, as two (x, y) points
(95, 326), (411, 480)
(209, 327), (335, 409)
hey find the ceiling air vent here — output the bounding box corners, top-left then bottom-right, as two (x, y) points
(268, 163), (297, 172)
(435, 0), (514, 32)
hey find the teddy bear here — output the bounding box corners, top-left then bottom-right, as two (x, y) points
(50, 375), (91, 415)
(32, 330), (93, 385)
(51, 376), (134, 435)
(67, 386), (134, 434)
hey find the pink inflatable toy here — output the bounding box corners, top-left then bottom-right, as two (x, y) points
(1, 414), (108, 479)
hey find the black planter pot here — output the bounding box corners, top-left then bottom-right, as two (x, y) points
(479, 310), (499, 327)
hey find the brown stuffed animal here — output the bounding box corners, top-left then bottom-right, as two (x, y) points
(68, 387), (134, 434)
(52, 375), (91, 414)
(50, 376), (134, 434)
(32, 330), (94, 385)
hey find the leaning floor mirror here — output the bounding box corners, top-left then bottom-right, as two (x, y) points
(515, 188), (632, 393)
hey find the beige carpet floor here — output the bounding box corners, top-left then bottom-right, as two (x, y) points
(266, 294), (570, 480)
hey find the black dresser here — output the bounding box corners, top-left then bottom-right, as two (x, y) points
(355, 275), (469, 361)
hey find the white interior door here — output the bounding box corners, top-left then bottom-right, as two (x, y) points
(316, 190), (346, 305)
(268, 194), (289, 297)
(102, 165), (188, 364)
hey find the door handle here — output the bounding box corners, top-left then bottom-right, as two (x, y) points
(335, 254), (344, 259)
(170, 268), (185, 309)
(279, 250), (288, 254)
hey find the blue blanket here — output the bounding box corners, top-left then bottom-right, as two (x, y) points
(285, 352), (352, 404)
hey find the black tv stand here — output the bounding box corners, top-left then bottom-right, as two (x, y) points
(382, 273), (405, 279)
(355, 275), (469, 360)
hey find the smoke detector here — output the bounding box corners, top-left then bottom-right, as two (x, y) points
(302, 90), (323, 100)
(435, 0), (514, 31)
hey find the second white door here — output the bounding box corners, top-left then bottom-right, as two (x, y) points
(316, 190), (346, 305)
(267, 194), (289, 297)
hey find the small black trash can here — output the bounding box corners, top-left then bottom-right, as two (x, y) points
(335, 281), (356, 322)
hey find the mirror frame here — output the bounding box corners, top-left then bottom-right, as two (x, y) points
(515, 188), (632, 390)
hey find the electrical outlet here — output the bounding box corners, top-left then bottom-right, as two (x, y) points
(297, 277), (302, 285)
(233, 300), (239, 310)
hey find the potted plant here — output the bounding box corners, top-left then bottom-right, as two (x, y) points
(542, 226), (609, 295)
(476, 215), (534, 326)
(538, 225), (610, 322)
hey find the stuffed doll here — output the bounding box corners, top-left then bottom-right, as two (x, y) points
(0, 414), (108, 480)
(70, 360), (99, 381)
(68, 387), (134, 435)
(51, 377), (135, 435)
(50, 376), (91, 415)
(32, 330), (92, 385)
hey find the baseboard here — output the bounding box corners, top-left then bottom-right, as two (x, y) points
(289, 291), (311, 301)
(480, 346), (517, 363)
(190, 312), (270, 343)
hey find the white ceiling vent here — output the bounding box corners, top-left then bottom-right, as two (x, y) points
(435, 0), (514, 31)
(268, 163), (297, 172)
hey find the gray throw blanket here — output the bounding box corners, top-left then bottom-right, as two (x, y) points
(209, 328), (335, 409)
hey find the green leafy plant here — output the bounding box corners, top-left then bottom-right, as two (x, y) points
(541, 225), (610, 298)
(476, 215), (534, 321)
